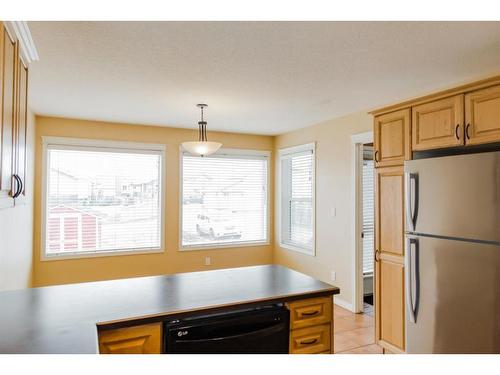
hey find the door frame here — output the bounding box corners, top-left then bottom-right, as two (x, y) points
(350, 131), (373, 313)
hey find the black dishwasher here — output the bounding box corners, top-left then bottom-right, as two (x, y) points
(163, 304), (289, 354)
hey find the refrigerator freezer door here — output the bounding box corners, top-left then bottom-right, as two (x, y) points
(405, 235), (500, 353)
(404, 151), (500, 243)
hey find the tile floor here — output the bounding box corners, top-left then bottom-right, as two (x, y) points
(333, 305), (383, 354)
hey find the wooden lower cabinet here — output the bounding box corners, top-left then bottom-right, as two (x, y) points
(375, 255), (405, 353)
(98, 323), (162, 354)
(287, 296), (333, 354)
(289, 324), (331, 354)
(98, 296), (334, 354)
(375, 166), (406, 353)
(375, 166), (405, 257)
(287, 296), (332, 330)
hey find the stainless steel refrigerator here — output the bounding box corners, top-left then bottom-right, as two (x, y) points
(404, 151), (500, 353)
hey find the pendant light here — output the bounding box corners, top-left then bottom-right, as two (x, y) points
(182, 104), (222, 157)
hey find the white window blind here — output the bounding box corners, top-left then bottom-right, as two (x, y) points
(181, 150), (269, 249)
(362, 159), (374, 274)
(44, 140), (163, 258)
(279, 143), (315, 255)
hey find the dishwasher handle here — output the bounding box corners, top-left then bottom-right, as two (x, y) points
(173, 320), (287, 344)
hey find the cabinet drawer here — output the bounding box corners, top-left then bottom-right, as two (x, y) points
(290, 324), (331, 354)
(98, 323), (162, 354)
(287, 296), (332, 330)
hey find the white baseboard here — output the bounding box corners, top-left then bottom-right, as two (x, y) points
(333, 296), (354, 312)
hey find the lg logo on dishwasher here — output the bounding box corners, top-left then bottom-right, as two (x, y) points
(177, 330), (188, 337)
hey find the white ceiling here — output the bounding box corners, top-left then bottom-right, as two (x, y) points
(28, 21), (500, 135)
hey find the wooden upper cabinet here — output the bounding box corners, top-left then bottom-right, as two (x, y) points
(0, 22), (30, 209)
(14, 57), (28, 202)
(375, 166), (404, 257)
(98, 323), (162, 354)
(412, 95), (464, 151)
(0, 25), (17, 207)
(465, 84), (500, 145)
(374, 109), (411, 167)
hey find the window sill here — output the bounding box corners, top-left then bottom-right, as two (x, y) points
(41, 248), (164, 262)
(279, 242), (315, 256)
(179, 240), (270, 252)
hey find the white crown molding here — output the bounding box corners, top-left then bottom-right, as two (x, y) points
(4, 21), (39, 64)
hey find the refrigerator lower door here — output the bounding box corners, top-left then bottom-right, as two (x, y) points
(406, 235), (500, 353)
(404, 151), (500, 242)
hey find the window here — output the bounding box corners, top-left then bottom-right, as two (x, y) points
(181, 149), (269, 249)
(279, 143), (315, 255)
(362, 156), (374, 275)
(42, 137), (164, 259)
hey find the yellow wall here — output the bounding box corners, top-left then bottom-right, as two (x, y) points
(273, 111), (372, 308)
(0, 110), (35, 291)
(33, 116), (274, 287)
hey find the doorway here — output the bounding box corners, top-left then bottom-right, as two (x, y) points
(351, 130), (374, 315)
(360, 144), (374, 316)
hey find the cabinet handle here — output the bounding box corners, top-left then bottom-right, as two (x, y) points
(375, 249), (381, 262)
(301, 310), (320, 317)
(299, 338), (318, 345)
(374, 150), (379, 163)
(11, 175), (16, 197)
(12, 175), (22, 198)
(455, 124), (460, 140)
(466, 123), (471, 140)
(17, 176), (23, 198)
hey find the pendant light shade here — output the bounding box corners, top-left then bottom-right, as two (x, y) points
(182, 104), (222, 157)
(181, 141), (222, 156)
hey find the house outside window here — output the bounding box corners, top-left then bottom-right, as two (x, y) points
(42, 137), (165, 259)
(180, 148), (270, 250)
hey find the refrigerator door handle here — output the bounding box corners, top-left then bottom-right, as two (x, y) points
(405, 237), (420, 323)
(405, 172), (419, 232)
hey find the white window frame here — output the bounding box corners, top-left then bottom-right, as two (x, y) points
(41, 136), (166, 261)
(278, 142), (316, 256)
(179, 147), (271, 251)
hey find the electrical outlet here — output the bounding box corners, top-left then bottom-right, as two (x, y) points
(205, 257), (211, 266)
(330, 271), (336, 282)
(329, 206), (336, 217)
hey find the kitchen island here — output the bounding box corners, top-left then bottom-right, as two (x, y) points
(0, 265), (339, 354)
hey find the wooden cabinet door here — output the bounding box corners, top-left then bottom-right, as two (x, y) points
(14, 57), (28, 203)
(0, 26), (17, 208)
(374, 109), (411, 167)
(375, 166), (404, 257)
(465, 84), (500, 145)
(98, 323), (162, 354)
(375, 255), (405, 353)
(412, 95), (464, 151)
(374, 166), (405, 353)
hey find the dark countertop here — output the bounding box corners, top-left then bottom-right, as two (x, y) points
(0, 264), (339, 354)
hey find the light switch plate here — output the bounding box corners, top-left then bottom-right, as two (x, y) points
(330, 271), (336, 282)
(329, 206), (336, 217)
